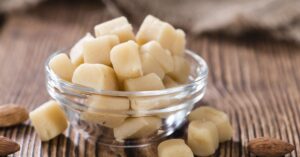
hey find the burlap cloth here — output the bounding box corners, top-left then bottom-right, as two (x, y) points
(105, 0), (300, 43)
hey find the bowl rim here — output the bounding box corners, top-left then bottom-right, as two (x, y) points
(45, 49), (208, 97)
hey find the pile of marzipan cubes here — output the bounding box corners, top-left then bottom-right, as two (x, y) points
(31, 14), (190, 142)
(29, 15), (234, 157)
(50, 15), (189, 92)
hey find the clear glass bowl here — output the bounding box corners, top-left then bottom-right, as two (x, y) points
(45, 49), (208, 147)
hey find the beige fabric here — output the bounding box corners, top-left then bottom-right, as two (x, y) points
(105, 0), (300, 43)
(0, 0), (42, 13)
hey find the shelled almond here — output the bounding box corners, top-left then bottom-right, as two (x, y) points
(0, 136), (20, 156)
(0, 104), (29, 127)
(248, 137), (295, 157)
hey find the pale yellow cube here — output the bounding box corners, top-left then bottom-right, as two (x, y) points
(88, 95), (129, 110)
(94, 17), (134, 42)
(83, 35), (119, 65)
(141, 52), (165, 79)
(129, 117), (161, 138)
(171, 29), (186, 56)
(110, 41), (143, 81)
(136, 15), (180, 55)
(124, 73), (165, 91)
(113, 117), (147, 140)
(113, 118), (148, 140)
(130, 95), (171, 110)
(136, 15), (187, 55)
(49, 53), (75, 81)
(188, 121), (219, 156)
(141, 41), (173, 73)
(72, 64), (118, 90)
(29, 100), (68, 141)
(70, 33), (94, 66)
(163, 75), (179, 88)
(168, 56), (190, 83)
(81, 95), (129, 128)
(158, 139), (193, 157)
(188, 107), (233, 142)
(136, 15), (163, 45)
(113, 117), (161, 140)
(157, 24), (178, 53)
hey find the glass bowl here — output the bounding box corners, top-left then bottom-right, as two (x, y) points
(45, 49), (208, 147)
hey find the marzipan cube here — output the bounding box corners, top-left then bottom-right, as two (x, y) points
(136, 15), (185, 55)
(188, 121), (219, 156)
(136, 15), (163, 45)
(113, 117), (161, 140)
(88, 95), (129, 110)
(158, 139), (193, 157)
(140, 41), (173, 73)
(72, 63), (118, 90)
(81, 95), (130, 128)
(188, 107), (233, 142)
(49, 53), (75, 81)
(141, 52), (165, 79)
(70, 33), (94, 66)
(168, 56), (190, 83)
(171, 29), (186, 56)
(130, 95), (171, 110)
(94, 16), (135, 42)
(129, 117), (161, 138)
(29, 100), (68, 141)
(136, 15), (177, 50)
(157, 23), (178, 54)
(110, 41), (143, 81)
(83, 35), (119, 65)
(163, 75), (179, 88)
(124, 73), (165, 91)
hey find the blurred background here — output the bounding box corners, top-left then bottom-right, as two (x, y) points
(0, 0), (299, 157)
(1, 0), (300, 43)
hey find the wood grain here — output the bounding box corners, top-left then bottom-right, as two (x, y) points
(0, 1), (299, 157)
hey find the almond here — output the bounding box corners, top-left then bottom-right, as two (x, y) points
(0, 136), (20, 156)
(248, 137), (295, 157)
(0, 104), (29, 127)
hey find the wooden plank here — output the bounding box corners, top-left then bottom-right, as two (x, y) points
(0, 1), (299, 157)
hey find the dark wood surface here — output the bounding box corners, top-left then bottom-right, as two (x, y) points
(0, 1), (299, 157)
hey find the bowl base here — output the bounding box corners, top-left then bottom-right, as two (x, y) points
(75, 119), (187, 148)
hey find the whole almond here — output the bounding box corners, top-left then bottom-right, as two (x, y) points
(248, 137), (295, 157)
(0, 104), (29, 127)
(0, 136), (20, 156)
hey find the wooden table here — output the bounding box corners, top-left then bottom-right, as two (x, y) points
(0, 1), (299, 157)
